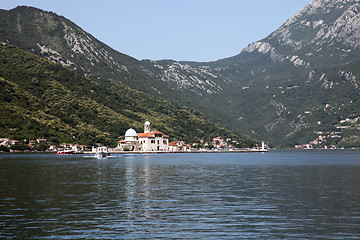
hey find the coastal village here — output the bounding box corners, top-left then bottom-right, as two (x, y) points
(295, 131), (343, 149)
(0, 121), (267, 153)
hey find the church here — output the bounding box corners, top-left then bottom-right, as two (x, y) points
(117, 121), (169, 152)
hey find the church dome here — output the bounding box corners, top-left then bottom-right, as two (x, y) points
(125, 128), (137, 137)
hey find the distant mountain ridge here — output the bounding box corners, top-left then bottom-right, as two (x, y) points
(1, 1), (360, 147)
(141, 0), (360, 147)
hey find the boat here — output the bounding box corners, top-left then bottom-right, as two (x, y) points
(57, 149), (75, 155)
(95, 146), (108, 158)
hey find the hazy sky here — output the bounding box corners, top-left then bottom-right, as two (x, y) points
(1, 0), (311, 62)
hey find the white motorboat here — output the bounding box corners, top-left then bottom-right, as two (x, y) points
(95, 146), (108, 158)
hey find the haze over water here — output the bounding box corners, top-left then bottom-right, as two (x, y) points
(1, 150), (360, 239)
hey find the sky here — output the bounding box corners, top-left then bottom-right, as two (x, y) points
(1, 0), (311, 62)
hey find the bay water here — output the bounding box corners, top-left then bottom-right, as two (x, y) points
(1, 150), (360, 239)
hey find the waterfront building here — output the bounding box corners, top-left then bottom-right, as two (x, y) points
(169, 142), (179, 152)
(168, 141), (191, 152)
(117, 121), (169, 152)
(118, 128), (141, 151)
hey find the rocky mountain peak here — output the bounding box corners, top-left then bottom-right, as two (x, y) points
(239, 0), (360, 70)
(270, 0), (360, 50)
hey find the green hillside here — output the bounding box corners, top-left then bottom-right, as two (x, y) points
(0, 44), (251, 147)
(0, 6), (193, 107)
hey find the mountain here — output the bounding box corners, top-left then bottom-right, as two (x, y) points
(0, 6), (194, 106)
(140, 0), (360, 147)
(0, 43), (249, 147)
(2, 1), (360, 148)
(0, 6), (253, 147)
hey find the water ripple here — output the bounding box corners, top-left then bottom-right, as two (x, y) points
(1, 151), (360, 239)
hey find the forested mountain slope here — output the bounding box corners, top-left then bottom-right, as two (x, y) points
(0, 44), (249, 147)
(0, 6), (192, 105)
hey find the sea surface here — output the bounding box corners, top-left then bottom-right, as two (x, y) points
(1, 150), (360, 239)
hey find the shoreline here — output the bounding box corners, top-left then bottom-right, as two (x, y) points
(4, 148), (360, 154)
(1, 149), (268, 154)
(91, 149), (269, 154)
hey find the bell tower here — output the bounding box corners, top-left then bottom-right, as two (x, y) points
(144, 121), (151, 133)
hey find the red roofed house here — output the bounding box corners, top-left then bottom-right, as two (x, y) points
(182, 143), (191, 151)
(60, 143), (73, 148)
(168, 141), (191, 152)
(169, 141), (179, 152)
(212, 136), (227, 149)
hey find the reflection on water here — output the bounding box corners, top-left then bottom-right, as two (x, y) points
(1, 151), (360, 239)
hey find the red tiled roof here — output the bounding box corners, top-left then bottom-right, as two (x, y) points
(138, 132), (155, 138)
(118, 140), (126, 143)
(169, 142), (178, 146)
(152, 130), (164, 135)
